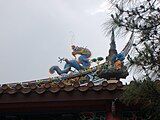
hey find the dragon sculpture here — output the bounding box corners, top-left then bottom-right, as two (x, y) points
(49, 45), (91, 75)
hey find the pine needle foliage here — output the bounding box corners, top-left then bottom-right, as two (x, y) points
(107, 0), (160, 119)
(110, 0), (160, 80)
(122, 80), (160, 119)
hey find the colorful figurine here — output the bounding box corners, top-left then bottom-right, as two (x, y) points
(71, 45), (91, 68)
(112, 52), (125, 70)
(112, 52), (125, 62)
(49, 45), (91, 75)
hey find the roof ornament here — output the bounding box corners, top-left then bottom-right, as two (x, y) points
(109, 28), (117, 56)
(49, 29), (131, 84)
(97, 29), (128, 80)
(49, 45), (92, 76)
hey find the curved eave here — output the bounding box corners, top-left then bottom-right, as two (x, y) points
(0, 81), (124, 112)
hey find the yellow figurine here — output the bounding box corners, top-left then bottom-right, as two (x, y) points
(114, 60), (122, 70)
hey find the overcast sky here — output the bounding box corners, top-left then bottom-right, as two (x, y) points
(0, 0), (130, 84)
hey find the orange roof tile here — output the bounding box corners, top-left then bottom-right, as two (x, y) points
(0, 79), (125, 95)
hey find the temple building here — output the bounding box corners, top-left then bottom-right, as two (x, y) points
(0, 30), (146, 120)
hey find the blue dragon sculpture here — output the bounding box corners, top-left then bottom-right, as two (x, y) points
(49, 45), (91, 75)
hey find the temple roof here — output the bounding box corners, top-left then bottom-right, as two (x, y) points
(0, 79), (123, 95)
(0, 79), (159, 113)
(0, 79), (125, 112)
